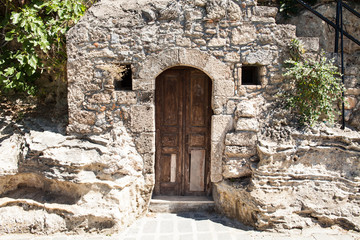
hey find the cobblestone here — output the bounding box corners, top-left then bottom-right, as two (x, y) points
(2, 212), (360, 240)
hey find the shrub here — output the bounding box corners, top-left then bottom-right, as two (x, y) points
(283, 39), (344, 126)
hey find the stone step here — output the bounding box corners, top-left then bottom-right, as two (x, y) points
(149, 196), (215, 213)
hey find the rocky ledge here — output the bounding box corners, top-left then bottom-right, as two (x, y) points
(0, 113), (152, 234)
(215, 124), (360, 231)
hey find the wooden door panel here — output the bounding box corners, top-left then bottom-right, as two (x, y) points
(184, 69), (211, 196)
(155, 70), (183, 196)
(189, 134), (206, 147)
(160, 154), (171, 182)
(162, 76), (180, 126)
(161, 134), (178, 147)
(189, 73), (208, 127)
(155, 68), (211, 196)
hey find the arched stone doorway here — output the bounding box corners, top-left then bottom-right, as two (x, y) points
(154, 67), (212, 196)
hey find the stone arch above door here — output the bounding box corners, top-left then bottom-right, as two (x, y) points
(134, 48), (234, 101)
(134, 48), (234, 184)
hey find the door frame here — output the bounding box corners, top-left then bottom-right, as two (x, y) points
(154, 66), (212, 196)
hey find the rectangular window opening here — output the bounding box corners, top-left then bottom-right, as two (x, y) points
(241, 65), (260, 85)
(114, 64), (132, 90)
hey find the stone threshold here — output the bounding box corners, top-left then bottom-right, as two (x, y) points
(149, 195), (215, 213)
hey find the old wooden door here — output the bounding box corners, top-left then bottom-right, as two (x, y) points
(155, 67), (212, 196)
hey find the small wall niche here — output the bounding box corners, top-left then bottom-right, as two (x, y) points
(241, 65), (260, 85)
(114, 64), (132, 90)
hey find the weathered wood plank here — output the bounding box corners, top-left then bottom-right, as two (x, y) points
(190, 150), (205, 191)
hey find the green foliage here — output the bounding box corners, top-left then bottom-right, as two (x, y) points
(0, 0), (88, 95)
(283, 39), (344, 126)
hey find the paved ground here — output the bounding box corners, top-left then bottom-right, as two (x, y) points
(2, 212), (360, 240)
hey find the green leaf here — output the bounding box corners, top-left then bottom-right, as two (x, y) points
(16, 72), (22, 80)
(11, 13), (21, 24)
(4, 30), (15, 41)
(4, 67), (15, 76)
(28, 55), (38, 70)
(16, 54), (25, 65)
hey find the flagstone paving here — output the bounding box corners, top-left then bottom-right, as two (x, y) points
(2, 212), (360, 240)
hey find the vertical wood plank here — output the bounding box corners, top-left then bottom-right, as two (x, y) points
(170, 154), (176, 182)
(189, 149), (205, 191)
(161, 154), (171, 182)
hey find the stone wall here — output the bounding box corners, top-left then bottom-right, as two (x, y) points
(66, 0), (300, 186)
(283, 1), (360, 130)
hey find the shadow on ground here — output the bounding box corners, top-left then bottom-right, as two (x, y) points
(176, 211), (253, 231)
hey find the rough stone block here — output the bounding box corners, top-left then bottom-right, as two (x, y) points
(214, 80), (234, 97)
(67, 24), (89, 44)
(67, 122), (93, 135)
(274, 25), (297, 40)
(208, 37), (227, 47)
(157, 48), (181, 68)
(225, 132), (257, 146)
(244, 49), (273, 65)
(206, 28), (217, 34)
(95, 111), (106, 127)
(345, 96), (357, 110)
(116, 91), (137, 105)
(204, 56), (231, 81)
(226, 100), (237, 115)
(67, 59), (93, 84)
(194, 0), (206, 6)
(235, 118), (259, 131)
(227, 1), (242, 21)
(235, 102), (257, 118)
(176, 37), (192, 47)
(206, 0), (226, 20)
(137, 91), (154, 104)
(158, 2), (181, 20)
(193, 39), (207, 46)
(225, 146), (256, 157)
(179, 49), (210, 69)
(130, 105), (155, 132)
(0, 134), (22, 175)
(88, 48), (117, 58)
(212, 96), (227, 115)
(223, 159), (252, 179)
(298, 37), (319, 52)
(143, 153), (155, 174)
(72, 110), (96, 126)
(231, 24), (256, 45)
(68, 86), (85, 107)
(254, 6), (278, 17)
(224, 52), (240, 62)
(135, 132), (155, 154)
(211, 115), (233, 142)
(88, 28), (107, 42)
(88, 93), (112, 104)
(185, 9), (203, 20)
(132, 78), (155, 91)
(138, 50), (180, 80)
(211, 141), (224, 183)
